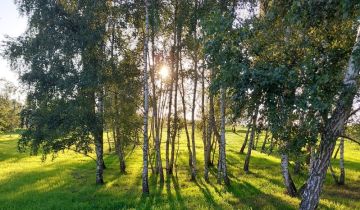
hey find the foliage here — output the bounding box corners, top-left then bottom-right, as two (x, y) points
(2, 0), (360, 208)
(202, 1), (360, 153)
(4, 0), (142, 158)
(0, 79), (21, 133)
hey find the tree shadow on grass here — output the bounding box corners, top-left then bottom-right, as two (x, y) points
(137, 174), (186, 210)
(227, 181), (295, 209)
(1, 152), (148, 210)
(0, 139), (29, 162)
(171, 176), (185, 208)
(225, 129), (246, 134)
(164, 175), (186, 209)
(201, 153), (298, 209)
(138, 174), (166, 210)
(194, 178), (220, 209)
(0, 158), (105, 208)
(189, 170), (296, 209)
(248, 171), (285, 188)
(207, 167), (224, 196)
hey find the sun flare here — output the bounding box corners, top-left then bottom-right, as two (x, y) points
(159, 65), (169, 79)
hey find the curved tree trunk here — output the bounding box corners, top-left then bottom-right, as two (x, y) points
(281, 154), (297, 197)
(333, 143), (341, 159)
(240, 124), (251, 154)
(244, 106), (258, 173)
(329, 161), (339, 184)
(300, 25), (360, 210)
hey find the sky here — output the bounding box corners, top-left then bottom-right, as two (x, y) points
(0, 1), (27, 85)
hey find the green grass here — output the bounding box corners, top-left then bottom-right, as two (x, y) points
(0, 128), (359, 210)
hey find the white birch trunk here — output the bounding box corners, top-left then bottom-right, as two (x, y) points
(339, 137), (345, 185)
(142, 0), (150, 194)
(281, 154), (297, 197)
(300, 25), (360, 210)
(218, 87), (230, 185)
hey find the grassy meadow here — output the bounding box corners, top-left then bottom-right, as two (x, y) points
(0, 128), (359, 210)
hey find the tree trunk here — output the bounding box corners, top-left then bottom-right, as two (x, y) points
(333, 143), (340, 159)
(150, 27), (164, 184)
(253, 130), (260, 150)
(166, 1), (178, 175)
(190, 55), (198, 181)
(202, 65), (209, 181)
(211, 134), (217, 166)
(180, 66), (194, 177)
(294, 156), (301, 174)
(218, 87), (230, 186)
(106, 129), (112, 153)
(281, 154), (297, 197)
(113, 93), (126, 173)
(94, 132), (104, 185)
(329, 162), (339, 184)
(190, 1), (199, 180)
(244, 106), (258, 173)
(94, 91), (105, 185)
(118, 136), (126, 173)
(339, 137), (345, 185)
(169, 21), (180, 175)
(261, 128), (269, 153)
(300, 25), (360, 210)
(205, 92), (215, 181)
(240, 124), (251, 154)
(165, 77), (173, 175)
(308, 145), (315, 174)
(116, 127), (126, 173)
(209, 91), (220, 166)
(268, 136), (275, 154)
(142, 0), (150, 194)
(113, 125), (125, 173)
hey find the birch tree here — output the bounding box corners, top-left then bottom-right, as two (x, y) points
(142, 0), (150, 194)
(300, 24), (360, 210)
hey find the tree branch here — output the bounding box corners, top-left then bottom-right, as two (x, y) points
(68, 148), (97, 162)
(339, 135), (360, 146)
(348, 107), (360, 118)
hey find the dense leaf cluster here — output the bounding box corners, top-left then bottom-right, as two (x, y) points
(203, 0), (360, 152)
(5, 0), (142, 158)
